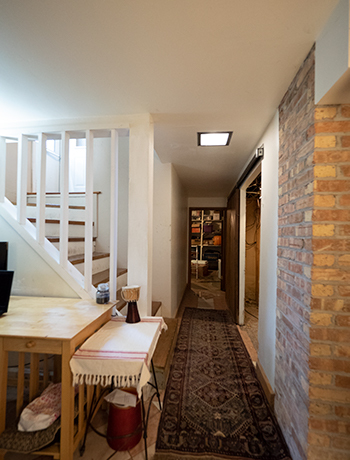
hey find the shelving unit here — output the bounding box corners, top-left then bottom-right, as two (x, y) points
(191, 209), (223, 276)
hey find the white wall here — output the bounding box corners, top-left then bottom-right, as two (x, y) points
(257, 111), (279, 390)
(188, 197), (227, 208)
(315, 0), (350, 104)
(117, 136), (129, 269)
(5, 143), (17, 203)
(153, 154), (172, 315)
(0, 214), (79, 297)
(128, 117), (154, 316)
(171, 165), (188, 317)
(153, 155), (188, 318)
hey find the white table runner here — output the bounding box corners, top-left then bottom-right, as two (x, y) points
(70, 317), (167, 396)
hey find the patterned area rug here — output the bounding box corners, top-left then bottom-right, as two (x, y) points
(155, 308), (291, 460)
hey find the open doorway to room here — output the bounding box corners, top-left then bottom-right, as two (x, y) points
(188, 208), (226, 300)
(239, 171), (261, 352)
(243, 174), (261, 350)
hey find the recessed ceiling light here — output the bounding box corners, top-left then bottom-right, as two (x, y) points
(198, 131), (233, 147)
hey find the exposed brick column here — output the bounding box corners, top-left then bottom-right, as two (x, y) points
(277, 46), (350, 460)
(276, 48), (315, 460)
(309, 105), (350, 458)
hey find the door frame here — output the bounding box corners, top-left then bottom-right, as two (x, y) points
(238, 164), (261, 325)
(188, 207), (226, 289)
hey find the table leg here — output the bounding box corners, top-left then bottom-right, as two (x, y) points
(140, 392), (148, 460)
(60, 341), (75, 460)
(150, 359), (162, 410)
(0, 339), (8, 435)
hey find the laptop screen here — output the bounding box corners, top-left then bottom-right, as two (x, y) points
(0, 270), (14, 315)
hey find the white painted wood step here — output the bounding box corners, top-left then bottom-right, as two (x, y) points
(69, 252), (110, 276)
(26, 204), (86, 222)
(49, 237), (97, 257)
(28, 218), (87, 238)
(27, 193), (88, 207)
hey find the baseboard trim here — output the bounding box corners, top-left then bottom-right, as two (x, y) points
(256, 359), (275, 411)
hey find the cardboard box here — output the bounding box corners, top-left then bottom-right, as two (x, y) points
(191, 260), (208, 277)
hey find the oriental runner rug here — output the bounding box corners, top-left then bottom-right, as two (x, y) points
(155, 308), (291, 460)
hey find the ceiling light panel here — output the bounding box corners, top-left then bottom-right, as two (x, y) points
(198, 132), (233, 146)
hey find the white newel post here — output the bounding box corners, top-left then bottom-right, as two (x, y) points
(128, 116), (154, 317)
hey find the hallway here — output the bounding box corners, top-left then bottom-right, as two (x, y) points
(156, 292), (290, 459)
(188, 276), (258, 364)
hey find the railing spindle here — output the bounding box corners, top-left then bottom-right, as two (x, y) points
(17, 134), (29, 224)
(60, 132), (70, 267)
(109, 129), (119, 306)
(84, 130), (94, 294)
(37, 133), (47, 245)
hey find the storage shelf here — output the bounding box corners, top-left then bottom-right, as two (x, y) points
(190, 209), (222, 270)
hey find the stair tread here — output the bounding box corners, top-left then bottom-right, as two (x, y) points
(92, 268), (127, 287)
(27, 203), (85, 210)
(116, 299), (127, 311)
(69, 252), (110, 265)
(48, 236), (97, 242)
(153, 318), (180, 370)
(29, 218), (86, 225)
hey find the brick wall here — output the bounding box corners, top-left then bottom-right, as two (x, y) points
(276, 47), (315, 460)
(277, 46), (350, 460)
(309, 104), (350, 459)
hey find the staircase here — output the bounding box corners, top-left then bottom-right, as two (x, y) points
(26, 195), (165, 314)
(26, 195), (128, 309)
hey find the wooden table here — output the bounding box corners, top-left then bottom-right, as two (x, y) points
(0, 296), (115, 460)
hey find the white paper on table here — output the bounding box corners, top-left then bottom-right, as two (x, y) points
(104, 388), (137, 407)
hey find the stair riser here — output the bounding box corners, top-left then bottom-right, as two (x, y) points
(52, 241), (96, 257)
(33, 223), (85, 238)
(27, 196), (87, 207)
(26, 207), (86, 221)
(117, 272), (128, 291)
(75, 256), (110, 276)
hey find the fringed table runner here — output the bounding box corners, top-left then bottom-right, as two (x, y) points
(70, 317), (167, 396)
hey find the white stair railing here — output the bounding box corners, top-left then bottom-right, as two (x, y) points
(0, 128), (121, 300)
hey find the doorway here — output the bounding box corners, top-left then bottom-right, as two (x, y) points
(239, 169), (261, 351)
(188, 208), (226, 298)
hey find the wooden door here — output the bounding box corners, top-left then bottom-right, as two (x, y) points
(225, 188), (240, 322)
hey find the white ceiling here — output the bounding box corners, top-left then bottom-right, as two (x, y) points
(0, 0), (339, 197)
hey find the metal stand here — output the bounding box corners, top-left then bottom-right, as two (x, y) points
(79, 358), (162, 460)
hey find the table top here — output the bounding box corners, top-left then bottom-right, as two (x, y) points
(70, 317), (167, 393)
(0, 296), (115, 340)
